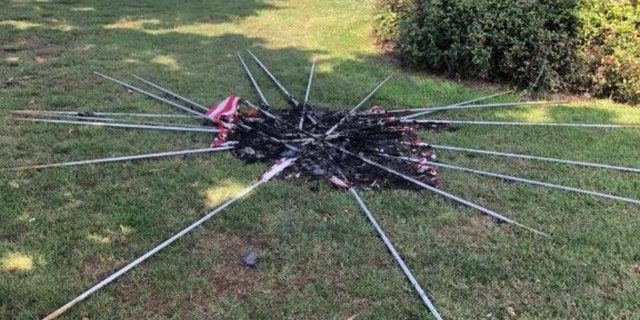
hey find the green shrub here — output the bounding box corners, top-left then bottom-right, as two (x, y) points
(577, 0), (640, 104)
(372, 0), (402, 44)
(374, 0), (640, 104)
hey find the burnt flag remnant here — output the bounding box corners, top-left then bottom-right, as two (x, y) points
(7, 51), (640, 320)
(228, 95), (450, 189)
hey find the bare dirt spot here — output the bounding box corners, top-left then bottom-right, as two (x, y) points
(1, 37), (61, 56)
(351, 297), (371, 312)
(208, 265), (264, 299)
(365, 251), (394, 269)
(1, 37), (47, 52)
(81, 260), (105, 279)
(80, 255), (125, 281)
(52, 76), (95, 91)
(291, 273), (316, 287)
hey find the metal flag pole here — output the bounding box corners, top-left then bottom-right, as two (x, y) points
(316, 148), (443, 319)
(359, 101), (563, 117)
(349, 188), (443, 320)
(304, 58), (316, 105)
(299, 58), (317, 130)
(128, 73), (209, 112)
(10, 110), (198, 119)
(93, 72), (213, 122)
(237, 54), (316, 126)
(241, 99), (280, 121)
(402, 100), (564, 119)
(3, 146), (234, 171)
(405, 119), (638, 129)
(18, 114), (209, 129)
(442, 90), (514, 107)
(327, 143), (548, 237)
(317, 148), (442, 319)
(324, 73), (394, 136)
(41, 157), (297, 320)
(409, 142), (640, 174)
(356, 91), (514, 117)
(350, 73), (394, 114)
(11, 117), (220, 133)
(246, 50), (301, 107)
(384, 155), (640, 206)
(237, 53), (271, 107)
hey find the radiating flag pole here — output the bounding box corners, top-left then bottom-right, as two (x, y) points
(241, 52), (319, 127)
(299, 58), (317, 130)
(349, 188), (443, 320)
(3, 146), (234, 171)
(350, 73), (394, 114)
(11, 117), (219, 133)
(237, 53), (271, 107)
(41, 157), (297, 320)
(400, 100), (566, 119)
(128, 73), (209, 112)
(93, 72), (212, 122)
(404, 119), (638, 128)
(358, 100), (562, 117)
(237, 54), (294, 123)
(304, 58), (316, 105)
(10, 110), (198, 119)
(15, 114), (209, 129)
(327, 143), (548, 237)
(443, 90), (514, 106)
(246, 50), (301, 108)
(401, 90), (514, 118)
(380, 154), (640, 206)
(324, 73), (394, 136)
(97, 71), (294, 153)
(408, 142), (640, 174)
(319, 149), (442, 320)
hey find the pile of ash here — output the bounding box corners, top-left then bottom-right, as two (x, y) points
(224, 103), (456, 189)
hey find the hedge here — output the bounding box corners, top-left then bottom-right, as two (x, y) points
(374, 0), (640, 104)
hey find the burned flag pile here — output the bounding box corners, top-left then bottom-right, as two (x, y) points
(213, 97), (450, 189)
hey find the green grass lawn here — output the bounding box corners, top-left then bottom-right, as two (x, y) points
(2, 0), (640, 319)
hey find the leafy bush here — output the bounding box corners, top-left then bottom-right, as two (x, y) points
(374, 0), (640, 104)
(372, 0), (403, 44)
(577, 0), (640, 104)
